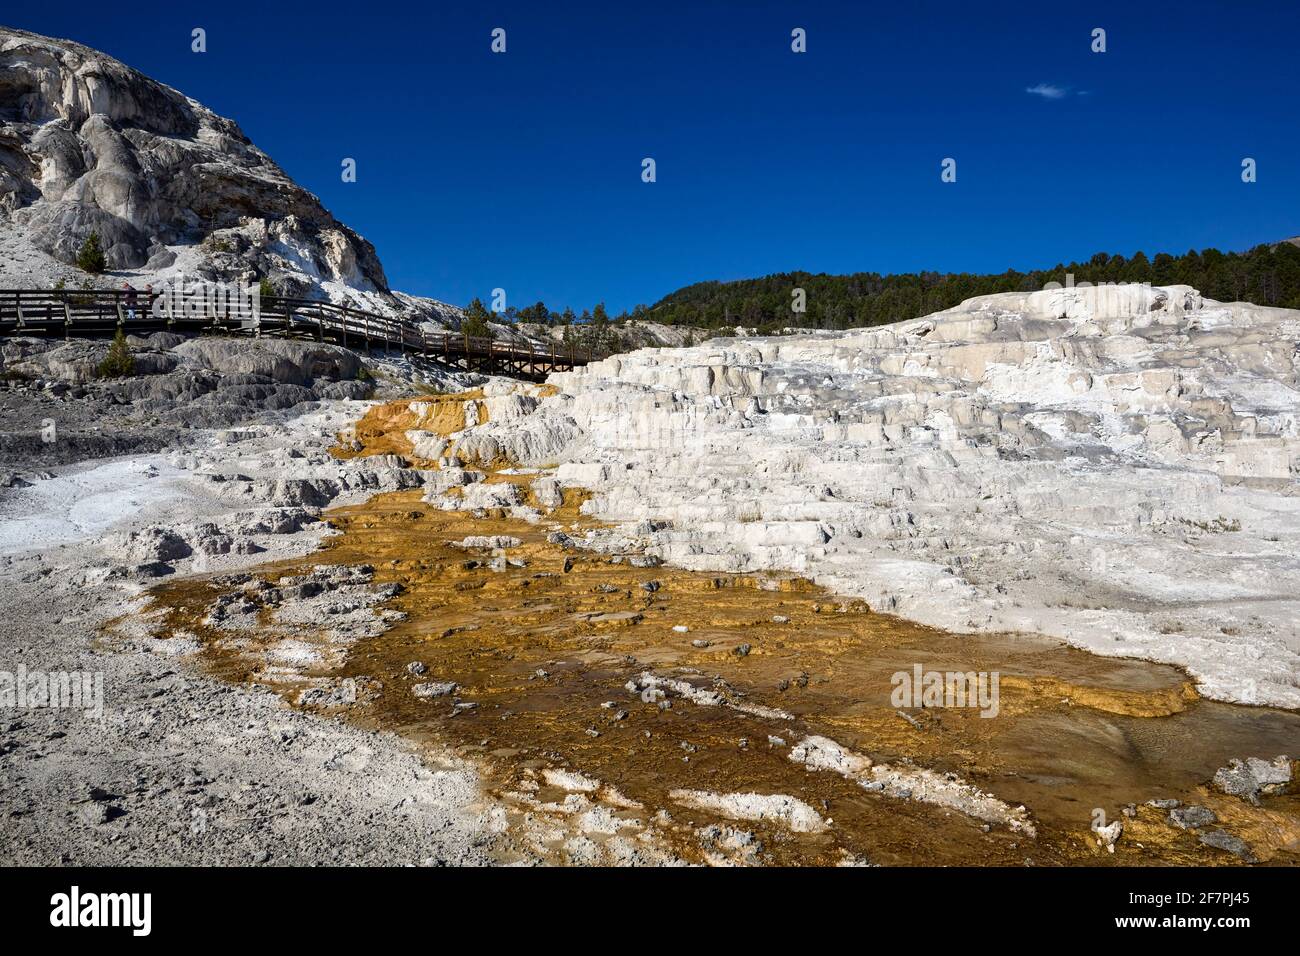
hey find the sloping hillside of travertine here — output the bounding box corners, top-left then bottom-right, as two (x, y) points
(458, 283), (1300, 707)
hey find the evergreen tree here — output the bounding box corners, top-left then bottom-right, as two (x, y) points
(641, 242), (1300, 330)
(461, 298), (495, 340)
(76, 232), (106, 274)
(591, 302), (610, 346)
(96, 328), (135, 378)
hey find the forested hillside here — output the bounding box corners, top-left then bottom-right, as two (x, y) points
(644, 240), (1300, 332)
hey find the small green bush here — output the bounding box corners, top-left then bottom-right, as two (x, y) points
(96, 328), (136, 378)
(76, 232), (106, 274)
(460, 298), (495, 340)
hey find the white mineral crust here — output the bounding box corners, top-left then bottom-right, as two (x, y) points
(489, 284), (1300, 708)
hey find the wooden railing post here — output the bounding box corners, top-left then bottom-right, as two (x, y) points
(2, 289), (589, 385)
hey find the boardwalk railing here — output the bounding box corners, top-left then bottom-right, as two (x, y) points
(0, 288), (597, 380)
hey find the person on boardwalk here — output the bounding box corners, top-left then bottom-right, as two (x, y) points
(122, 282), (139, 321)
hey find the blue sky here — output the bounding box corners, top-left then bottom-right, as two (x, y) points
(9, 1), (1298, 311)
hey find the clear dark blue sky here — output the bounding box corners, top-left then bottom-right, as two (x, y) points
(9, 1), (1298, 312)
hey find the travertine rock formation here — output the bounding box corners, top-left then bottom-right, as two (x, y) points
(0, 26), (466, 327)
(0, 27), (720, 347)
(459, 284), (1300, 707)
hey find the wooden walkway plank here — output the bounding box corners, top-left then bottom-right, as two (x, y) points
(0, 288), (595, 382)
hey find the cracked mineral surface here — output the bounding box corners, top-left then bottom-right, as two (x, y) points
(4, 282), (1299, 865)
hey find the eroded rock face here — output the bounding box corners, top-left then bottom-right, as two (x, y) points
(0, 27), (387, 287)
(0, 333), (378, 468)
(505, 284), (1300, 707)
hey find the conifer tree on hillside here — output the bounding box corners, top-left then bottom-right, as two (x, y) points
(461, 298), (494, 340)
(76, 231), (106, 274)
(643, 241), (1300, 331)
(96, 328), (135, 378)
(592, 302), (609, 345)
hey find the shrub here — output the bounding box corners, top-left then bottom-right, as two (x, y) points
(96, 328), (136, 378)
(76, 232), (106, 274)
(460, 298), (495, 340)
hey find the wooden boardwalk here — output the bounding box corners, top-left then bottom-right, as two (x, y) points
(0, 288), (595, 381)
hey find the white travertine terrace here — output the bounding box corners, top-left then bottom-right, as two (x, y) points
(461, 284), (1300, 707)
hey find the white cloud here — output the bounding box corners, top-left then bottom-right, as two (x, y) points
(1025, 83), (1068, 100)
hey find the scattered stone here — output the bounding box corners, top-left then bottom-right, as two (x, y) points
(1146, 798), (1181, 810)
(1198, 829), (1257, 863)
(1212, 756), (1292, 805)
(669, 789), (828, 833)
(76, 802), (116, 826)
(1169, 805), (1217, 830)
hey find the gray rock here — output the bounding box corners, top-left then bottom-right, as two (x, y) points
(0, 26), (391, 295)
(531, 476), (564, 509)
(1168, 805), (1217, 830)
(76, 802), (116, 826)
(1145, 798), (1181, 810)
(1198, 829), (1256, 863)
(1212, 756), (1293, 805)
(101, 527), (192, 564)
(173, 339), (360, 386)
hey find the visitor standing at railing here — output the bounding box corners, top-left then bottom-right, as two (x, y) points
(122, 282), (139, 320)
